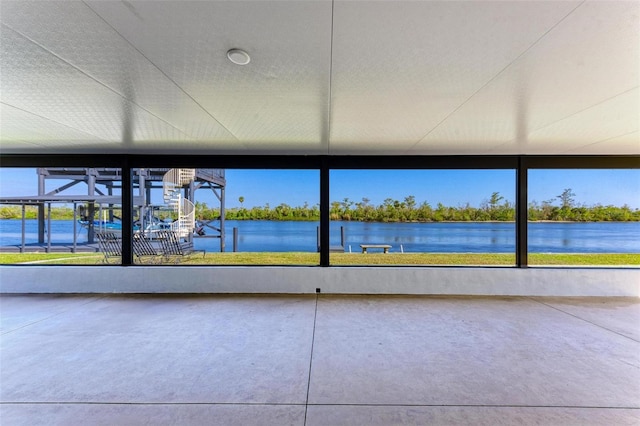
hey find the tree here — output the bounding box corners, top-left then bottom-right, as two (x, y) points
(404, 195), (416, 219)
(417, 201), (433, 221)
(330, 201), (342, 220)
(557, 188), (576, 209)
(238, 196), (245, 208)
(404, 195), (416, 210)
(488, 192), (504, 210)
(434, 203), (447, 222)
(381, 198), (399, 221)
(528, 200), (540, 221)
(358, 198), (373, 221)
(341, 198), (354, 215)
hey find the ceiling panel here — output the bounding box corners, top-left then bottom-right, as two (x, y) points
(0, 0), (637, 156)
(524, 88), (639, 154)
(0, 24), (202, 150)
(568, 131), (640, 155)
(412, 0), (639, 155)
(87, 0), (332, 152)
(328, 0), (582, 153)
(1, 0), (239, 150)
(0, 103), (107, 149)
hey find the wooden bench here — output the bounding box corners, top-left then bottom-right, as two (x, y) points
(360, 244), (392, 254)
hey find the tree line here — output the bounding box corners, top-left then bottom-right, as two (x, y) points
(0, 205), (75, 220)
(204, 189), (639, 222)
(1, 189), (638, 222)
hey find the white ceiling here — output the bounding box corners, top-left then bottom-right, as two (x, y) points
(0, 0), (638, 156)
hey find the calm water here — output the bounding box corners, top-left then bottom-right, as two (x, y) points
(1, 219), (639, 253)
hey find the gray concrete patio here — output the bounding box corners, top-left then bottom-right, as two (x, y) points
(1, 295), (638, 425)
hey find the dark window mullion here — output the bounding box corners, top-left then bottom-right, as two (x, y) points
(320, 161), (330, 267)
(121, 158), (134, 266)
(516, 158), (528, 267)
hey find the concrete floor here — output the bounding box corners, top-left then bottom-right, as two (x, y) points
(1, 295), (638, 425)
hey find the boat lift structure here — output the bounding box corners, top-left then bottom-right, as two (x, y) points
(0, 168), (227, 252)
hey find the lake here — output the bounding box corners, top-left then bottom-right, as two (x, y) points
(1, 219), (639, 253)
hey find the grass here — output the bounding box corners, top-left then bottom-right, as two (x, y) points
(1, 252), (638, 266)
(330, 253), (515, 265)
(528, 253), (640, 266)
(0, 253), (101, 264)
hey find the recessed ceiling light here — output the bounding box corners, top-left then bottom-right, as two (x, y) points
(227, 49), (250, 65)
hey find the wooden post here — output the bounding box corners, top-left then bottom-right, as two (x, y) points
(233, 227), (238, 252)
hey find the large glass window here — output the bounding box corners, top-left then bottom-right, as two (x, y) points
(329, 170), (516, 266)
(2, 161), (638, 269)
(528, 169), (640, 266)
(129, 168), (320, 265)
(0, 167), (122, 265)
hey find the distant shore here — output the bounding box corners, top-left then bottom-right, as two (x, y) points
(2, 201), (639, 222)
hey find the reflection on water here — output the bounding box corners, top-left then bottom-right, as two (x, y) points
(528, 222), (640, 253)
(336, 221), (515, 253)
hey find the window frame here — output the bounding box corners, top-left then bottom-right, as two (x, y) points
(1, 154), (638, 267)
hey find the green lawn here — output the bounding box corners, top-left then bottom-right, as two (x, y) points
(0, 253), (101, 264)
(528, 253), (640, 266)
(1, 252), (638, 266)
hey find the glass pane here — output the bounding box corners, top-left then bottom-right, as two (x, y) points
(0, 167), (122, 265)
(130, 168), (319, 265)
(329, 170), (516, 266)
(528, 169), (640, 266)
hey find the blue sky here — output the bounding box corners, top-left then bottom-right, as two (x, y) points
(0, 168), (638, 209)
